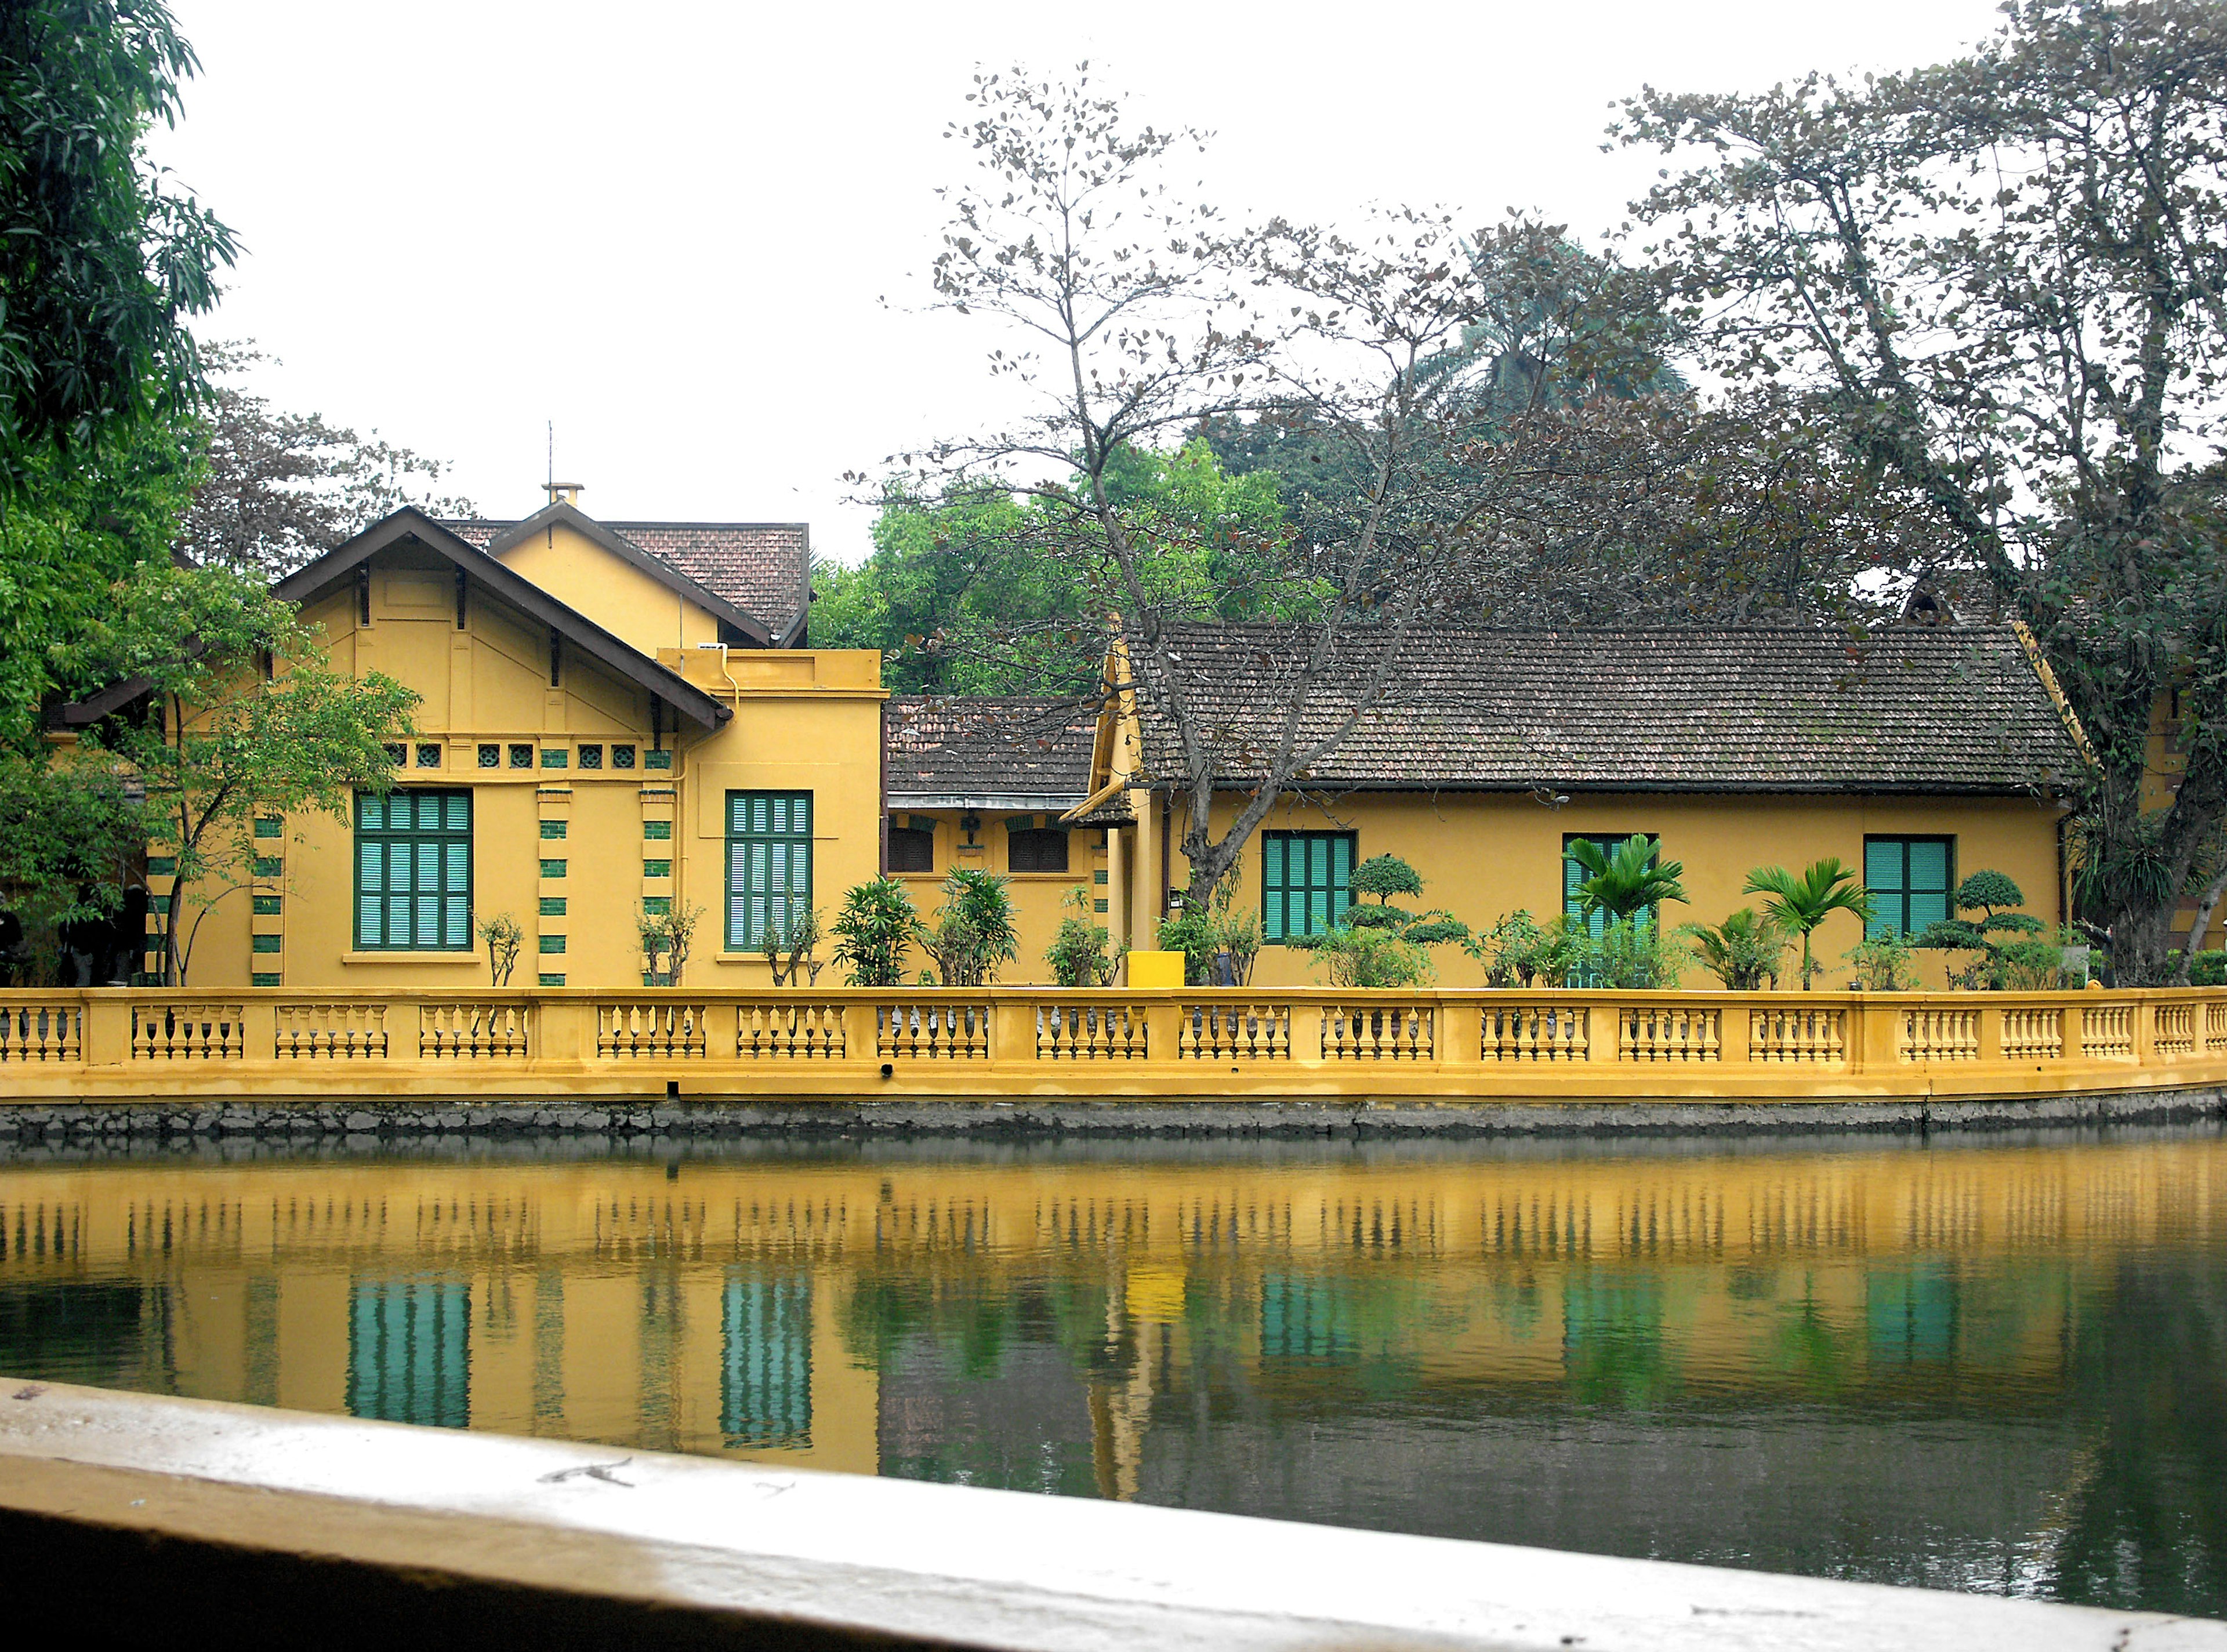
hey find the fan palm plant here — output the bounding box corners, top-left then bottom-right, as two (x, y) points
(1569, 834), (1688, 921)
(1743, 859), (1874, 989)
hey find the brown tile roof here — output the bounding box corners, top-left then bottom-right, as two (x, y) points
(1131, 623), (2090, 796)
(441, 518), (810, 642)
(885, 696), (1097, 807)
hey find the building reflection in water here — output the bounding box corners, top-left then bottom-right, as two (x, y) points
(1, 1130), (2223, 1617)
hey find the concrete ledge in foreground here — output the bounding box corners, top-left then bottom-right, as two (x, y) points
(0, 1381), (2219, 1651)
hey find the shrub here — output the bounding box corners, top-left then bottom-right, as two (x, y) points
(1585, 915), (1691, 990)
(1678, 907), (1790, 990)
(476, 912), (523, 986)
(638, 900), (705, 986)
(1743, 859), (1872, 989)
(1045, 886), (1114, 986)
(1915, 870), (2047, 989)
(919, 868), (1018, 986)
(1570, 834), (1688, 920)
(1844, 934), (1918, 991)
(761, 903), (825, 986)
(2189, 950), (2227, 987)
(1303, 924), (1436, 988)
(831, 876), (917, 986)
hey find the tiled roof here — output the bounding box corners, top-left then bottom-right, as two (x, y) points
(885, 696), (1097, 805)
(1130, 623), (2089, 796)
(441, 518), (810, 642)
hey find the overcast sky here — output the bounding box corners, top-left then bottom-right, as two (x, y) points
(153, 1), (2010, 566)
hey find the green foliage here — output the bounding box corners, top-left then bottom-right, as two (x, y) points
(824, 442), (1289, 694)
(638, 899), (705, 987)
(1844, 934), (1918, 992)
(2188, 951), (2227, 988)
(760, 902), (825, 986)
(1351, 854), (1426, 905)
(1570, 834), (1688, 922)
(1464, 909), (1557, 987)
(918, 867), (1018, 986)
(1044, 885), (1114, 987)
(830, 876), (917, 986)
(1915, 867), (2050, 989)
(1158, 872), (1264, 985)
(1586, 915), (1692, 990)
(1678, 907), (1790, 991)
(0, 0), (237, 489)
(476, 912), (522, 987)
(1743, 859), (1873, 989)
(1300, 923), (1436, 989)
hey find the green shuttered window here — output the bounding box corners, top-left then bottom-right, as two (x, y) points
(726, 791), (812, 950)
(1865, 836), (1954, 939)
(354, 790), (471, 950)
(1261, 831), (1354, 943)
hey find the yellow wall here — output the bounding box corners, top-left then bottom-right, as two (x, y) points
(493, 521), (727, 659)
(887, 809), (1108, 983)
(184, 551), (886, 991)
(1119, 788), (2066, 990)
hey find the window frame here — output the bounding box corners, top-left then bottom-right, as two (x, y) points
(887, 824), (934, 874)
(1261, 830), (1356, 945)
(353, 789), (473, 952)
(1863, 834), (1956, 940)
(1006, 826), (1069, 874)
(726, 790), (814, 951)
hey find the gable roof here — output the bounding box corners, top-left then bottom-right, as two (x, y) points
(1126, 623), (2090, 796)
(272, 510), (730, 731)
(885, 695), (1097, 809)
(443, 509), (809, 645)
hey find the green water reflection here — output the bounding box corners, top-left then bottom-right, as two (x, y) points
(1, 1128), (2222, 1615)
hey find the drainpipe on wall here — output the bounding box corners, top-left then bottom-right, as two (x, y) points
(1159, 793), (1173, 926)
(878, 699), (889, 876)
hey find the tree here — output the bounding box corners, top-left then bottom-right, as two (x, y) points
(1616, 0), (2227, 981)
(176, 343), (476, 578)
(918, 867), (1018, 986)
(894, 68), (1667, 910)
(1570, 833), (1688, 921)
(1680, 907), (1792, 991)
(831, 876), (918, 986)
(75, 563), (417, 983)
(1915, 869), (2054, 989)
(1744, 859), (1874, 990)
(0, 0), (235, 491)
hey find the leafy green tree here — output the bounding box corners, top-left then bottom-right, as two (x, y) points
(1570, 834), (1688, 923)
(1043, 885), (1114, 986)
(0, 0), (236, 489)
(1617, 0), (2227, 980)
(1679, 907), (1791, 991)
(77, 564), (418, 983)
(1916, 870), (2053, 990)
(918, 868), (1018, 986)
(1743, 860), (1873, 990)
(830, 876), (917, 986)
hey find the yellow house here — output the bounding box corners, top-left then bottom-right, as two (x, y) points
(882, 696), (1101, 979)
(1079, 622), (2093, 989)
(167, 494), (886, 990)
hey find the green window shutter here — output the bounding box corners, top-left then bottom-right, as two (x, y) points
(353, 789), (473, 950)
(253, 856), (282, 878)
(251, 934), (282, 954)
(538, 973), (565, 987)
(251, 972), (282, 987)
(1260, 831), (1355, 943)
(539, 934), (566, 954)
(643, 896), (670, 916)
(253, 895), (282, 916)
(253, 818), (282, 839)
(725, 790), (813, 949)
(146, 855), (176, 877)
(540, 820), (567, 840)
(540, 859), (566, 878)
(540, 896), (566, 917)
(644, 820), (673, 841)
(1863, 836), (1953, 939)
(1863, 838), (1905, 939)
(644, 859), (672, 879)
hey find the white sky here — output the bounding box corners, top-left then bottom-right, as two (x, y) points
(153, 0), (2009, 567)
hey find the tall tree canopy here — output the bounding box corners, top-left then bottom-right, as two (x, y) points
(1616, 0), (2227, 980)
(0, 0), (235, 490)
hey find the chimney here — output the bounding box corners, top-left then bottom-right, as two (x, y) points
(545, 481), (584, 508)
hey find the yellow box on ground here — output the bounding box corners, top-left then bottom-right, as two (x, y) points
(1126, 950), (1184, 988)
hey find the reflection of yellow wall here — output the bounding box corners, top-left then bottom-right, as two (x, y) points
(5, 1135), (2220, 1476)
(1116, 787), (2065, 990)
(186, 547), (886, 990)
(890, 809), (1105, 982)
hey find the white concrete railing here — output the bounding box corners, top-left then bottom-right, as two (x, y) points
(0, 1381), (2214, 1650)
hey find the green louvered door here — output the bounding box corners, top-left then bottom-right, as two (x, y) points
(727, 791), (813, 950)
(1261, 831), (1354, 943)
(354, 791), (471, 950)
(1864, 836), (1954, 939)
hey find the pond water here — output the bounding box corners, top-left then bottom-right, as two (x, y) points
(2, 1124), (2223, 1617)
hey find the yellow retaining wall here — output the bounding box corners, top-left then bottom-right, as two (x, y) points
(1, 986), (2221, 1104)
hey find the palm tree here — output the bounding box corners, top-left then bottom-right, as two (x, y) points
(1569, 834), (1689, 922)
(1744, 859), (1875, 989)
(1678, 907), (1791, 991)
